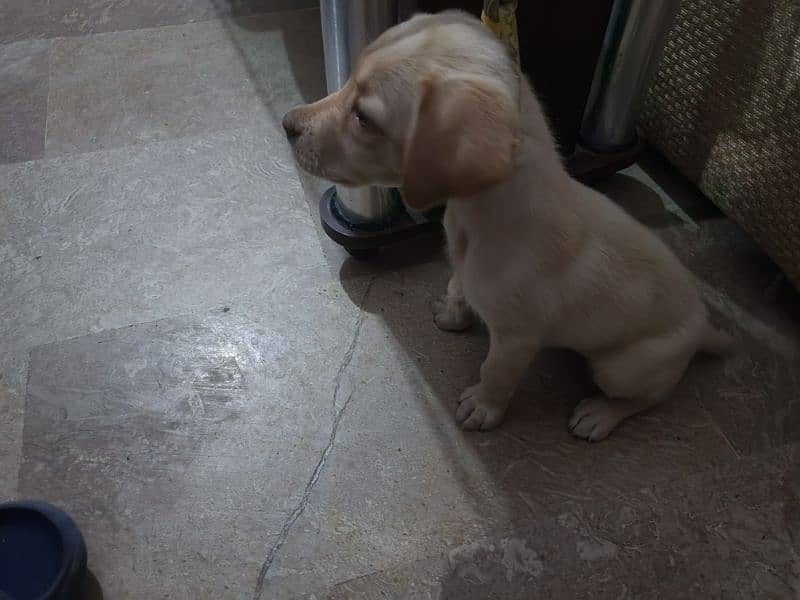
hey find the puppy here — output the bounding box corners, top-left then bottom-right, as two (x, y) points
(282, 11), (730, 441)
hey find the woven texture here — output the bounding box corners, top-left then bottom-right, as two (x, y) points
(640, 0), (800, 288)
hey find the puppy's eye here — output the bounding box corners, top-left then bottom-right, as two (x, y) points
(354, 107), (375, 130)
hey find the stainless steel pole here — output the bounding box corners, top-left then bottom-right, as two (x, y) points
(580, 0), (681, 152)
(319, 0), (403, 226)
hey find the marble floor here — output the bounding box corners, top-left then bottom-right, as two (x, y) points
(1, 2), (799, 598)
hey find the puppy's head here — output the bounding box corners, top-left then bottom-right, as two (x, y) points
(282, 11), (519, 210)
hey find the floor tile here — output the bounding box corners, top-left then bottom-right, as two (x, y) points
(0, 39), (49, 164)
(0, 0), (318, 43)
(0, 0), (48, 44)
(0, 120), (323, 388)
(45, 11), (324, 157)
(19, 296), (368, 598)
(561, 442), (800, 599)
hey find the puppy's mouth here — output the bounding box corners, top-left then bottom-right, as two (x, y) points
(290, 148), (357, 187)
(290, 147), (323, 178)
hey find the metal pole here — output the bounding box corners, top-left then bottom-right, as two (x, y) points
(580, 0), (681, 152)
(319, 0), (403, 226)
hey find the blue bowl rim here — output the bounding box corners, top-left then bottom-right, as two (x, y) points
(0, 499), (87, 599)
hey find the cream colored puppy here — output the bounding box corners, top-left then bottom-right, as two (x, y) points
(282, 11), (730, 441)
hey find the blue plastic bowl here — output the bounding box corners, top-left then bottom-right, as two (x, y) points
(0, 500), (86, 600)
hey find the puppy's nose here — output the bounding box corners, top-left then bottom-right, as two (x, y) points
(282, 110), (302, 141)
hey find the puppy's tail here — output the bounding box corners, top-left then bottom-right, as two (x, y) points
(698, 321), (735, 356)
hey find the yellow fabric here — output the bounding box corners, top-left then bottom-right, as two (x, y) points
(481, 0), (522, 149)
(481, 0), (520, 67)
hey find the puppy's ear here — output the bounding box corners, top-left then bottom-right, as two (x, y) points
(401, 75), (517, 210)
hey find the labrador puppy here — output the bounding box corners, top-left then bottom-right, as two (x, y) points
(282, 11), (730, 441)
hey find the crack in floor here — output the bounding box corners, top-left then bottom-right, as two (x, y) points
(330, 280), (374, 412)
(252, 277), (376, 599)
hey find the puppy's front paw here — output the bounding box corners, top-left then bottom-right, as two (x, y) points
(456, 384), (508, 430)
(568, 396), (622, 442)
(432, 297), (473, 332)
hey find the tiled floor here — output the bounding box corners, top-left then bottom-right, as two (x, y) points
(1, 1), (799, 598)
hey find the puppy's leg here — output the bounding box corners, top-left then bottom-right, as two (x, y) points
(434, 273), (474, 331)
(457, 330), (538, 430)
(569, 336), (692, 441)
